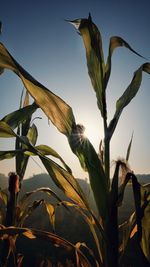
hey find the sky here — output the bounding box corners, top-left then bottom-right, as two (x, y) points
(0, 0), (150, 180)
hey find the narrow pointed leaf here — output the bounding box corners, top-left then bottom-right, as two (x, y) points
(108, 63), (150, 139)
(0, 43), (75, 136)
(0, 150), (20, 160)
(70, 15), (106, 118)
(126, 132), (134, 161)
(105, 36), (144, 88)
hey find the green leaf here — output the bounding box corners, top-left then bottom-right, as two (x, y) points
(70, 14), (106, 118)
(1, 103), (38, 130)
(108, 63), (150, 140)
(0, 42), (75, 136)
(105, 36), (144, 88)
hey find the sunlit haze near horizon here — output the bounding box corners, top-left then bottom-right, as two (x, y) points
(0, 0), (150, 180)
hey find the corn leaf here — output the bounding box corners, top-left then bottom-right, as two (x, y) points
(0, 150), (20, 160)
(27, 124), (38, 146)
(0, 121), (17, 138)
(119, 213), (136, 254)
(69, 125), (108, 220)
(105, 36), (144, 89)
(0, 43), (75, 136)
(108, 63), (150, 140)
(1, 102), (38, 130)
(39, 155), (88, 208)
(70, 14), (106, 118)
(23, 231), (36, 239)
(0, 127), (88, 210)
(33, 144), (72, 174)
(19, 187), (64, 208)
(20, 132), (86, 208)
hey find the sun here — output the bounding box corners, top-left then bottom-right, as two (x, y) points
(82, 122), (103, 148)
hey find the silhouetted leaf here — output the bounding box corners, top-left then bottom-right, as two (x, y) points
(105, 36), (144, 88)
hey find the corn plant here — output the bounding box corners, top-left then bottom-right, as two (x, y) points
(0, 14), (150, 267)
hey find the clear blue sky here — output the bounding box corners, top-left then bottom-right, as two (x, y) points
(0, 0), (150, 179)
